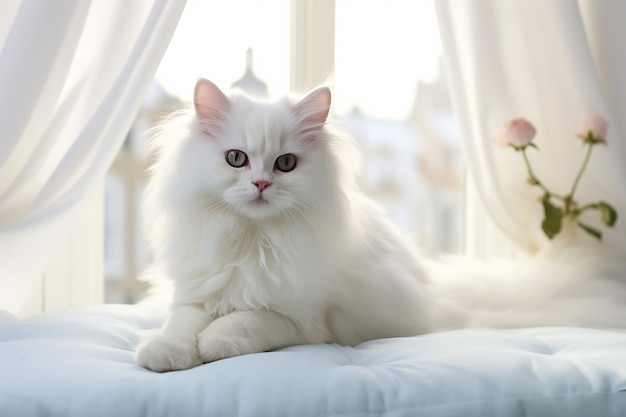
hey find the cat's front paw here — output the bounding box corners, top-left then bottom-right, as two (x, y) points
(197, 329), (255, 363)
(135, 334), (201, 372)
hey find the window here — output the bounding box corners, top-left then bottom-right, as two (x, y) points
(155, 0), (291, 98)
(333, 0), (462, 255)
(105, 0), (462, 303)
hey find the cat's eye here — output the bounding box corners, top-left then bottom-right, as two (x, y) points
(274, 154), (297, 172)
(226, 150), (248, 168)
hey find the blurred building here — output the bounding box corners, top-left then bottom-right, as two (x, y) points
(337, 66), (462, 255)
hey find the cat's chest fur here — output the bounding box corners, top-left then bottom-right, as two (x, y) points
(188, 215), (335, 319)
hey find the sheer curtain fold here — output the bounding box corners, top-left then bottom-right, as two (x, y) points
(0, 0), (186, 315)
(0, 2), (88, 193)
(436, 0), (626, 253)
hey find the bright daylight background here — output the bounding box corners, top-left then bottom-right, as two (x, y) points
(105, 0), (462, 303)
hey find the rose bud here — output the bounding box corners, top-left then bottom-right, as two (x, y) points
(498, 118), (537, 148)
(578, 115), (608, 144)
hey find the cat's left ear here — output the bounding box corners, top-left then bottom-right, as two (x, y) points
(293, 87), (331, 137)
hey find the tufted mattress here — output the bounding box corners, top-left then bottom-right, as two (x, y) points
(1, 304), (625, 417)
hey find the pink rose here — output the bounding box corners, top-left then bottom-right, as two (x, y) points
(578, 115), (608, 144)
(498, 118), (536, 148)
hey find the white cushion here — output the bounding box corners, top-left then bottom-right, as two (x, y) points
(1, 305), (625, 416)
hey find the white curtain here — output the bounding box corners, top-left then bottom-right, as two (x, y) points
(0, 0), (186, 315)
(435, 0), (626, 253)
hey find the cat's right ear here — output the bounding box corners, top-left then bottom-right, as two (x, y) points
(293, 87), (331, 139)
(194, 79), (230, 135)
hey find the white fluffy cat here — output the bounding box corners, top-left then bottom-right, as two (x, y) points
(135, 79), (430, 372)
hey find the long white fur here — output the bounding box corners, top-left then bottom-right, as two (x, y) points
(135, 80), (430, 372)
(429, 233), (626, 331)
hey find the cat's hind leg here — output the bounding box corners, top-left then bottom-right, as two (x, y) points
(197, 310), (307, 362)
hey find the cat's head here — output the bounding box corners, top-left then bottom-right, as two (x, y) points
(167, 79), (349, 222)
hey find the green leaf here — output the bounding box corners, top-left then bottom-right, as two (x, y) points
(541, 198), (563, 239)
(598, 201), (618, 227)
(578, 221), (602, 241)
(527, 142), (539, 150)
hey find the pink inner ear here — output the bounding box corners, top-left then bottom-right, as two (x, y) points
(293, 87), (331, 136)
(194, 79), (231, 122)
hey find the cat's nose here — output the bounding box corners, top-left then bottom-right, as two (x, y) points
(252, 180), (271, 193)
